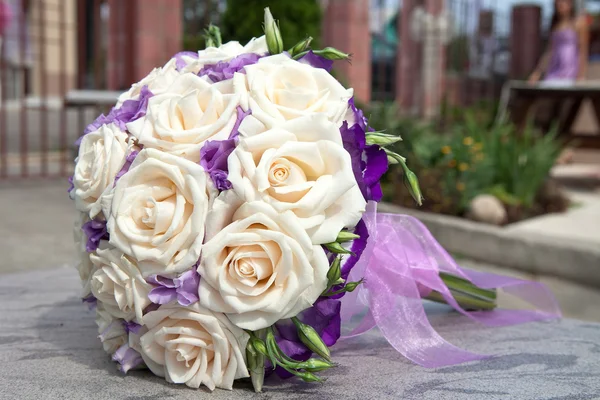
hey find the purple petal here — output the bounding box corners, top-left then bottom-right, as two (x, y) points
(229, 106), (252, 140)
(363, 145), (388, 202)
(122, 320), (142, 334)
(146, 275), (177, 288)
(112, 343), (144, 374)
(298, 51), (334, 72)
(82, 219), (109, 253)
(147, 286), (178, 305)
(114, 150), (139, 184)
(82, 294), (97, 310)
(173, 51), (199, 70)
(199, 53), (263, 83)
(174, 269), (200, 306)
(67, 176), (74, 193)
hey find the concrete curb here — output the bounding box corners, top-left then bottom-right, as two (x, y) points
(379, 202), (600, 288)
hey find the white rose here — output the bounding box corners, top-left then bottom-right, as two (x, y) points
(227, 114), (366, 244)
(139, 302), (249, 391)
(234, 54), (353, 135)
(73, 213), (97, 298)
(182, 36), (268, 74)
(117, 58), (179, 106)
(198, 200), (329, 330)
(90, 246), (152, 323)
(71, 123), (128, 218)
(95, 303), (128, 355)
(126, 73), (240, 162)
(106, 148), (214, 277)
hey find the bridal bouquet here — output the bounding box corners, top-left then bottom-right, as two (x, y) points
(69, 8), (560, 392)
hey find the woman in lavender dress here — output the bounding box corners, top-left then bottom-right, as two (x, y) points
(529, 0), (589, 84)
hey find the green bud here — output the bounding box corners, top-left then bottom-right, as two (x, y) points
(289, 36), (313, 56)
(324, 242), (354, 256)
(246, 345), (265, 392)
(313, 47), (351, 61)
(384, 148), (406, 164)
(249, 336), (268, 357)
(365, 132), (403, 146)
(296, 370), (324, 383)
(387, 155), (399, 165)
(205, 36), (216, 48)
(326, 257), (342, 286)
(403, 169), (424, 206)
(264, 7), (284, 54)
(203, 24), (222, 48)
(336, 231), (360, 243)
(343, 279), (364, 293)
(298, 358), (334, 372)
(292, 317), (331, 361)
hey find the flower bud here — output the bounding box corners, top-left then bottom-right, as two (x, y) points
(403, 169), (424, 206)
(292, 317), (331, 361)
(246, 345), (265, 392)
(336, 231), (360, 243)
(313, 47), (351, 60)
(387, 155), (399, 165)
(299, 358), (334, 372)
(264, 7), (284, 54)
(249, 336), (268, 357)
(365, 132), (403, 147)
(324, 242), (354, 255)
(326, 257), (342, 286)
(289, 36), (313, 56)
(344, 279), (364, 293)
(297, 370), (324, 383)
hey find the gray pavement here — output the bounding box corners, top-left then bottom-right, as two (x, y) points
(1, 267), (600, 400)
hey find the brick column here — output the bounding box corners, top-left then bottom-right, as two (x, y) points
(107, 0), (182, 89)
(396, 0), (420, 112)
(510, 5), (541, 80)
(322, 0), (371, 103)
(423, 0), (446, 119)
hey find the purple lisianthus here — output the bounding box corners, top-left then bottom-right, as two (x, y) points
(199, 53), (263, 83)
(298, 51), (334, 72)
(112, 343), (144, 374)
(199, 106), (251, 191)
(147, 268), (200, 306)
(82, 219), (109, 253)
(67, 176), (74, 193)
(341, 98), (388, 202)
(114, 150), (139, 184)
(82, 294), (97, 310)
(122, 320), (142, 334)
(273, 298), (341, 378)
(173, 51), (199, 71)
(75, 86), (153, 146)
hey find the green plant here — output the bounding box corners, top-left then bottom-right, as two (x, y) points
(221, 0), (321, 48)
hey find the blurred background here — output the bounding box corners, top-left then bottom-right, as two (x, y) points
(0, 0), (598, 321)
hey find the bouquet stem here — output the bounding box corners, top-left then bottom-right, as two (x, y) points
(248, 329), (267, 392)
(424, 272), (497, 311)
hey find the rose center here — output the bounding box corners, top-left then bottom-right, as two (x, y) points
(236, 260), (256, 278)
(268, 158), (307, 187)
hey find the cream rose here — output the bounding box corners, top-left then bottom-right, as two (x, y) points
(95, 303), (128, 355)
(90, 246), (152, 323)
(182, 36), (268, 74)
(227, 114), (366, 244)
(117, 58), (179, 106)
(71, 123), (128, 218)
(198, 200), (329, 330)
(126, 73), (240, 162)
(139, 302), (249, 390)
(106, 148), (214, 277)
(234, 53), (353, 135)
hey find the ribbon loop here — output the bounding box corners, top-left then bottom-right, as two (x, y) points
(340, 202), (561, 368)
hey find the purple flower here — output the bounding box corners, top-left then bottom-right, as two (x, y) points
(298, 51), (334, 72)
(340, 98), (388, 202)
(114, 150), (139, 184)
(82, 294), (97, 310)
(274, 298), (342, 378)
(75, 86), (153, 146)
(173, 51), (199, 71)
(112, 343), (144, 374)
(122, 320), (142, 334)
(199, 53), (263, 83)
(200, 139), (236, 191)
(82, 219), (109, 253)
(199, 106), (251, 191)
(67, 176), (74, 193)
(147, 268), (200, 306)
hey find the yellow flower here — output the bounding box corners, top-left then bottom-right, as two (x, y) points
(448, 159), (457, 168)
(458, 162), (469, 172)
(473, 142), (483, 151)
(441, 146), (452, 155)
(463, 137), (474, 146)
(456, 182), (465, 191)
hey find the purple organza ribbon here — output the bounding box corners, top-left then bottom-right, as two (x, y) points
(340, 202), (562, 368)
